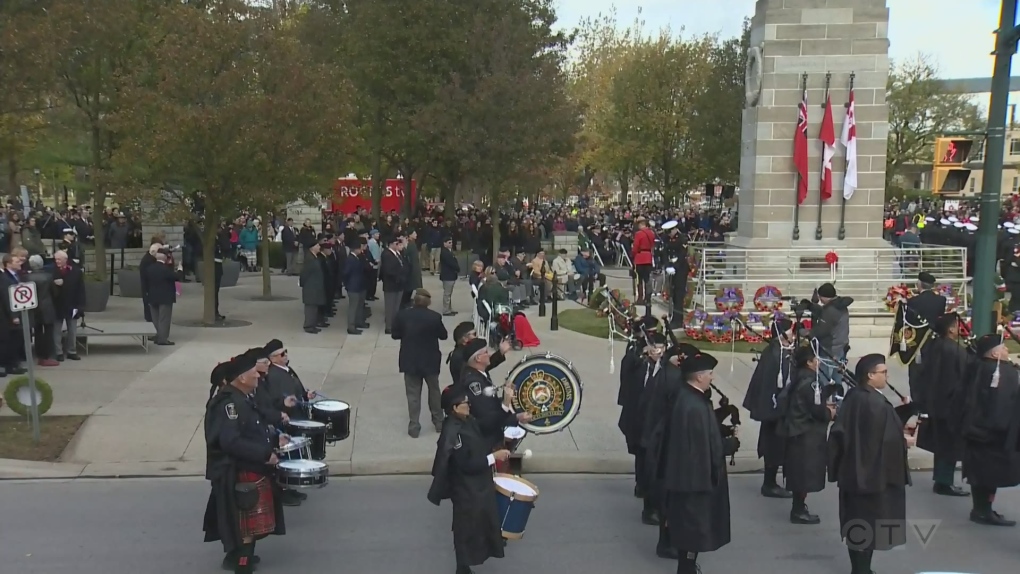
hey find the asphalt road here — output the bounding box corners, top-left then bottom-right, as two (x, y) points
(0, 474), (1013, 574)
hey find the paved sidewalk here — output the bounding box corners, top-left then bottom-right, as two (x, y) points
(0, 269), (931, 479)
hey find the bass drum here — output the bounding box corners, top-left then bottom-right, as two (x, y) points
(505, 353), (582, 435)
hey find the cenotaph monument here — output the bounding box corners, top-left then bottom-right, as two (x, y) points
(731, 0), (890, 248)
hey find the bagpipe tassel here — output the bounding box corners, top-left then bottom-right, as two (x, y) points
(608, 322), (615, 375)
(991, 361), (1000, 388)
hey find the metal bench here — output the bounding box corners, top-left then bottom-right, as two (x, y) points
(73, 321), (157, 354)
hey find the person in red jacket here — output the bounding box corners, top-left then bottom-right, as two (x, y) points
(631, 216), (656, 306)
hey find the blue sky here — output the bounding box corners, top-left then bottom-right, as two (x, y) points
(554, 0), (1002, 81)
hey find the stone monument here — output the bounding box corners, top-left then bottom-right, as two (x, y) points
(732, 0), (890, 248)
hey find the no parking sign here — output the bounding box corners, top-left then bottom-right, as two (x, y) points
(8, 282), (38, 312)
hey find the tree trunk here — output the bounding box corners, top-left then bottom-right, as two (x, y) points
(371, 150), (383, 220)
(202, 219), (218, 325)
(618, 170), (630, 204)
(443, 181), (456, 216)
(490, 204), (500, 259)
(260, 215), (272, 298)
(90, 125), (108, 278)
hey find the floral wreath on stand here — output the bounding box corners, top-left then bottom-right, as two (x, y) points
(703, 311), (740, 344)
(743, 312), (766, 343)
(884, 284), (912, 313)
(753, 285), (784, 313)
(685, 308), (708, 341)
(825, 251), (839, 282)
(714, 287), (745, 313)
(934, 284), (960, 312)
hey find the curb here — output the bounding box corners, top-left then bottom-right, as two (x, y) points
(0, 451), (937, 480)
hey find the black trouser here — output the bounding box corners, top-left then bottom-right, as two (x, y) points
(634, 449), (648, 491)
(670, 274), (687, 321)
(0, 327), (23, 369)
(366, 268), (378, 299)
(676, 551), (699, 574)
(847, 548), (873, 574)
(34, 322), (55, 361)
(636, 264), (652, 304)
(972, 485), (997, 513)
(214, 261), (223, 315)
(933, 452), (957, 486)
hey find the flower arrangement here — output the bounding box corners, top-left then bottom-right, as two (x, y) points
(685, 309), (708, 340)
(884, 284), (912, 313)
(703, 314), (735, 344)
(825, 251), (839, 281)
(752, 285), (784, 313)
(935, 284), (960, 312)
(714, 287), (745, 312)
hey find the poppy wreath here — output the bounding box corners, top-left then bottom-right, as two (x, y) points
(935, 284), (961, 312)
(4, 376), (54, 418)
(703, 313), (739, 344)
(714, 287), (745, 313)
(685, 309), (708, 341)
(884, 284), (913, 313)
(752, 285), (784, 313)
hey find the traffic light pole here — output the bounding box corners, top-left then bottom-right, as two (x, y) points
(974, 0), (1019, 337)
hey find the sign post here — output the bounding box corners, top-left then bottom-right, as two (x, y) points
(8, 282), (41, 443)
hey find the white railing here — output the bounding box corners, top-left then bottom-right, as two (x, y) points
(688, 243), (969, 315)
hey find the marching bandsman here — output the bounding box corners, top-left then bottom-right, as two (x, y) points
(213, 222), (231, 322)
(263, 340), (319, 506)
(428, 385), (510, 574)
(203, 354), (288, 574)
(960, 334), (1020, 526)
(903, 271), (946, 406)
(457, 338), (532, 464)
(916, 313), (971, 496)
(827, 354), (912, 574)
(778, 343), (834, 524)
(661, 351), (737, 574)
(616, 316), (659, 503)
(742, 318), (795, 498)
(447, 321), (511, 386)
(641, 340), (699, 560)
(627, 330), (667, 526)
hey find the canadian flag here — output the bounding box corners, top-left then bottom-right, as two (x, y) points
(819, 95), (835, 201)
(841, 89), (858, 200)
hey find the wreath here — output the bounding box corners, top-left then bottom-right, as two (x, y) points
(4, 376), (53, 418)
(714, 287), (745, 312)
(752, 285), (784, 313)
(684, 309), (708, 341)
(703, 311), (742, 344)
(884, 284), (912, 313)
(935, 284), (960, 312)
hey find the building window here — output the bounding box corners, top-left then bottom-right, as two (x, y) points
(1010, 139), (1020, 155)
(970, 178), (976, 194)
(972, 142), (984, 161)
(1013, 176), (1019, 192)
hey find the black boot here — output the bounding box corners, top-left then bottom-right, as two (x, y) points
(641, 496), (659, 525)
(970, 509), (1017, 526)
(790, 495), (820, 524)
(848, 548), (875, 574)
(233, 543), (255, 574)
(761, 467), (792, 498)
(455, 565), (474, 574)
(656, 524), (679, 559)
(933, 483), (969, 497)
(280, 489), (302, 507)
(222, 548), (261, 571)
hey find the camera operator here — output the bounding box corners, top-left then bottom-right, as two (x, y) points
(797, 283), (853, 387)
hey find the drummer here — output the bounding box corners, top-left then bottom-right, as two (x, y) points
(203, 353), (288, 574)
(447, 321), (512, 386)
(263, 339), (317, 420)
(458, 338), (532, 469)
(428, 385), (510, 574)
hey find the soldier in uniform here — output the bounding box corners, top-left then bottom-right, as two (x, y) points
(902, 271), (946, 407)
(213, 222), (232, 322)
(661, 222), (690, 329)
(203, 354), (288, 574)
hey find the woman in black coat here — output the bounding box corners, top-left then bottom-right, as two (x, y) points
(780, 343), (835, 525)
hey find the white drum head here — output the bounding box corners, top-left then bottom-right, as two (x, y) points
(289, 420), (326, 428)
(661, 220), (678, 231)
(279, 460), (326, 471)
(504, 427), (526, 439)
(313, 400), (350, 412)
(285, 436), (310, 447)
(494, 476), (537, 497)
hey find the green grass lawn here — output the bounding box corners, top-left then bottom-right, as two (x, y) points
(556, 308), (765, 354)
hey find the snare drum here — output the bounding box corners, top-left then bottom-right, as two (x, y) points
(494, 473), (539, 540)
(503, 426), (526, 453)
(276, 460), (329, 489)
(310, 400), (351, 442)
(286, 420), (328, 460)
(276, 436), (311, 461)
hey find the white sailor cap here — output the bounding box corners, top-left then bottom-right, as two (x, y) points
(965, 223), (978, 231)
(62, 228), (75, 235)
(924, 217), (935, 222)
(940, 218), (951, 225)
(1006, 222), (1016, 228)
(1009, 228), (1020, 235)
(953, 222), (965, 228)
(948, 216), (959, 222)
(971, 216), (980, 222)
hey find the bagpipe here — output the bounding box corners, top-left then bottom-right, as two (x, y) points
(888, 300), (933, 366)
(661, 318), (741, 465)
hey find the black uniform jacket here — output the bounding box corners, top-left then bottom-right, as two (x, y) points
(447, 344), (506, 386)
(459, 368), (519, 450)
(202, 386), (286, 553)
(742, 338), (792, 422)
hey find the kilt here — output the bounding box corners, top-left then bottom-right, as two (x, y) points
(237, 471), (276, 539)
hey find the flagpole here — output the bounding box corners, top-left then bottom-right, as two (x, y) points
(793, 72), (807, 241)
(816, 72), (832, 241)
(838, 72), (855, 240)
